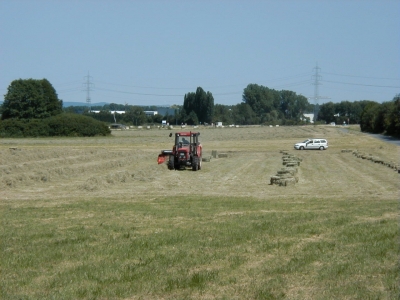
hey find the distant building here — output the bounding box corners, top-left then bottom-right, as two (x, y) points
(90, 107), (176, 117)
(144, 111), (158, 116)
(302, 113), (314, 123)
(111, 110), (125, 114)
(157, 107), (176, 116)
(90, 110), (125, 114)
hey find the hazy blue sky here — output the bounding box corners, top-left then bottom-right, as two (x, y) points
(1, 0), (399, 106)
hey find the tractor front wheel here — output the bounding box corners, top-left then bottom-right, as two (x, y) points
(168, 156), (175, 170)
(192, 157), (200, 171)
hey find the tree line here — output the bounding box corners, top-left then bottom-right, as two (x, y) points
(317, 95), (400, 136)
(1, 78), (399, 137)
(80, 85), (313, 126)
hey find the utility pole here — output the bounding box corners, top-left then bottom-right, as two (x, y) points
(83, 72), (94, 112)
(308, 63), (329, 122)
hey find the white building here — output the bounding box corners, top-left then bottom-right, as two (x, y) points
(144, 111), (158, 116)
(302, 113), (314, 123)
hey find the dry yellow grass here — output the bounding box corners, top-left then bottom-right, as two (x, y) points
(1, 125), (398, 202)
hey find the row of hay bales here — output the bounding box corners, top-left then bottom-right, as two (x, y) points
(202, 150), (228, 162)
(342, 149), (400, 173)
(270, 150), (302, 186)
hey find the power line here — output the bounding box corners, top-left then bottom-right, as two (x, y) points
(54, 68), (398, 106)
(321, 72), (399, 81)
(94, 72), (312, 91)
(96, 87), (243, 97)
(272, 79), (311, 89)
(95, 87), (182, 97)
(321, 79), (400, 88)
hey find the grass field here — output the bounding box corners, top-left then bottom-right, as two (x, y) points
(1, 125), (399, 299)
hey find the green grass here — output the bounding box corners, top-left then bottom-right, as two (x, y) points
(1, 196), (399, 299)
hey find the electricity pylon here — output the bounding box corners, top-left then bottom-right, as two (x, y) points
(308, 63), (330, 122)
(83, 72), (94, 112)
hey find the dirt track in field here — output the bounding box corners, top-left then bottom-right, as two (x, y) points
(0, 126), (398, 202)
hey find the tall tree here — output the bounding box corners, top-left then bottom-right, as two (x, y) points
(213, 104), (234, 124)
(2, 78), (62, 120)
(242, 84), (278, 115)
(318, 102), (336, 123)
(123, 106), (146, 126)
(360, 102), (381, 132)
(242, 84), (307, 123)
(182, 87), (214, 124)
(280, 90), (308, 119)
(233, 103), (257, 125)
(386, 94), (400, 136)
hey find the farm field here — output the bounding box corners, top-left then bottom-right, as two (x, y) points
(1, 125), (399, 299)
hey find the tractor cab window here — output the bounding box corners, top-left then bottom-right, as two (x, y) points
(178, 136), (190, 146)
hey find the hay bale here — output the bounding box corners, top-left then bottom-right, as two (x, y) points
(286, 178), (297, 186)
(277, 174), (294, 179)
(277, 169), (291, 175)
(270, 176), (281, 184)
(277, 168), (297, 176)
(202, 156), (211, 162)
(283, 159), (299, 165)
(211, 150), (218, 158)
(218, 153), (228, 158)
(286, 162), (299, 168)
(373, 158), (383, 163)
(279, 177), (296, 186)
(285, 167), (298, 174)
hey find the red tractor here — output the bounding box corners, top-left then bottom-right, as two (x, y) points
(157, 132), (202, 171)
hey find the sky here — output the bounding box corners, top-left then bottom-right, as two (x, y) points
(1, 0), (399, 107)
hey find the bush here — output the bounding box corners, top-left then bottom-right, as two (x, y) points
(0, 114), (111, 137)
(47, 114), (111, 137)
(0, 119), (27, 137)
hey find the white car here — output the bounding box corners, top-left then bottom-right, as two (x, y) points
(294, 138), (328, 150)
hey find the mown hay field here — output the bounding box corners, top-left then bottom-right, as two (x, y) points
(1, 125), (399, 299)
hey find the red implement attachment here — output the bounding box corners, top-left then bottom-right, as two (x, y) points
(157, 154), (166, 164)
(157, 150), (173, 164)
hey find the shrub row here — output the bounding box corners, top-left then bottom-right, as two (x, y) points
(0, 114), (111, 137)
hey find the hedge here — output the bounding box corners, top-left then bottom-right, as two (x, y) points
(0, 114), (111, 137)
